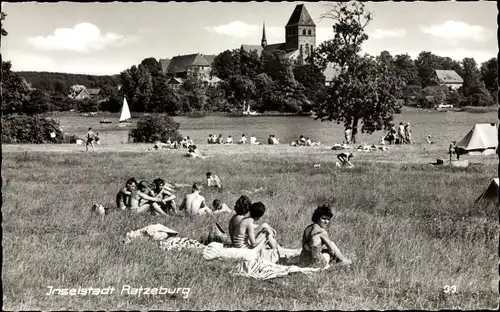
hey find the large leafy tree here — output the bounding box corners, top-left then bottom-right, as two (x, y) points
(393, 53), (419, 86)
(312, 2), (403, 143)
(1, 61), (32, 115)
(211, 49), (241, 80)
(415, 51), (442, 87)
(480, 57), (498, 99)
(119, 64), (153, 112)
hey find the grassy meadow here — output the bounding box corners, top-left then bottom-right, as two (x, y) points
(2, 109), (499, 310)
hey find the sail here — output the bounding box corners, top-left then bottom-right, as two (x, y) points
(119, 98), (131, 122)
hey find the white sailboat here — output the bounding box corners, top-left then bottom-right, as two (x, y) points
(119, 97), (131, 123)
(242, 101), (259, 116)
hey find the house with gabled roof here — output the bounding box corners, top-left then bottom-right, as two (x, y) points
(161, 53), (217, 79)
(68, 85), (102, 101)
(430, 70), (463, 90)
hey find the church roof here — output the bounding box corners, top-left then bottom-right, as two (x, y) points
(167, 54), (210, 74)
(241, 45), (264, 54)
(264, 43), (286, 51)
(286, 4), (316, 27)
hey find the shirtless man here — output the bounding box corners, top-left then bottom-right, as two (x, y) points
(179, 183), (212, 215)
(116, 178), (138, 210)
(86, 127), (96, 152)
(151, 178), (178, 215)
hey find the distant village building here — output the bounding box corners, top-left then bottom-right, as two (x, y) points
(430, 70), (463, 90)
(68, 85), (102, 100)
(160, 53), (221, 89)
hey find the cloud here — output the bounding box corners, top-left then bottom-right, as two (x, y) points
(420, 20), (491, 42)
(27, 23), (134, 53)
(368, 28), (407, 39)
(205, 21), (260, 39)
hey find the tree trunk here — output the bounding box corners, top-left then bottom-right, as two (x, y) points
(351, 117), (359, 144)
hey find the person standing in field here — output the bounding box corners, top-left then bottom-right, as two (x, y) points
(298, 205), (352, 269)
(86, 127), (96, 152)
(398, 122), (405, 144)
(344, 127), (352, 144)
(404, 122), (411, 144)
(179, 183), (212, 215)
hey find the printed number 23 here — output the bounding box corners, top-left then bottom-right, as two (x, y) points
(444, 285), (457, 293)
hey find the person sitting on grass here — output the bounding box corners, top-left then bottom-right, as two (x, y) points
(206, 172), (222, 188)
(426, 135), (434, 144)
(337, 152), (354, 168)
(231, 202), (280, 259)
(271, 134), (280, 145)
(228, 195), (252, 242)
(208, 134), (214, 144)
(186, 145), (208, 159)
(305, 137), (312, 146)
(129, 181), (168, 215)
(217, 134), (224, 144)
(151, 178), (178, 215)
(268, 135), (274, 145)
(116, 178), (138, 210)
(212, 199), (232, 214)
(250, 134), (260, 145)
(238, 134), (247, 144)
(226, 135), (234, 144)
(179, 183), (212, 215)
(298, 205), (352, 269)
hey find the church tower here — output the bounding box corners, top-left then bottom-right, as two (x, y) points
(261, 22), (267, 48)
(284, 4), (316, 59)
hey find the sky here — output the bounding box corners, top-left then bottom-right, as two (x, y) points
(2, 1), (497, 75)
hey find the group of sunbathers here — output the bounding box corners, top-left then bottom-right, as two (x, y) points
(207, 133), (265, 145)
(290, 135), (321, 147)
(113, 172), (226, 216)
(152, 136), (194, 150)
(225, 197), (352, 268)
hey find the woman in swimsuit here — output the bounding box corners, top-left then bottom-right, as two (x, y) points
(228, 195), (252, 245)
(299, 205), (352, 268)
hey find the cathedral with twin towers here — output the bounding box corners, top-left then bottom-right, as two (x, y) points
(241, 4), (316, 64)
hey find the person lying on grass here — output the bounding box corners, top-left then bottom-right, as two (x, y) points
(206, 172), (222, 188)
(179, 183), (212, 215)
(298, 205), (352, 269)
(151, 178), (178, 215)
(116, 178), (138, 210)
(129, 181), (168, 215)
(231, 202), (280, 261)
(212, 199), (232, 214)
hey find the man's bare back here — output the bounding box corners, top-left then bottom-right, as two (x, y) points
(181, 192), (206, 215)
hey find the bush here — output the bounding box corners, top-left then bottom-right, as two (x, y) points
(128, 115), (183, 143)
(2, 115), (64, 144)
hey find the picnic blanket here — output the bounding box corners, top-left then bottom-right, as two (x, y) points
(203, 242), (319, 280)
(124, 224), (204, 251)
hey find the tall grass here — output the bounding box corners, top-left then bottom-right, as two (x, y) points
(2, 145), (498, 310)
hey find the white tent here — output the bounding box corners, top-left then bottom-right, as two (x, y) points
(474, 178), (499, 205)
(456, 123), (498, 155)
(119, 98), (131, 122)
